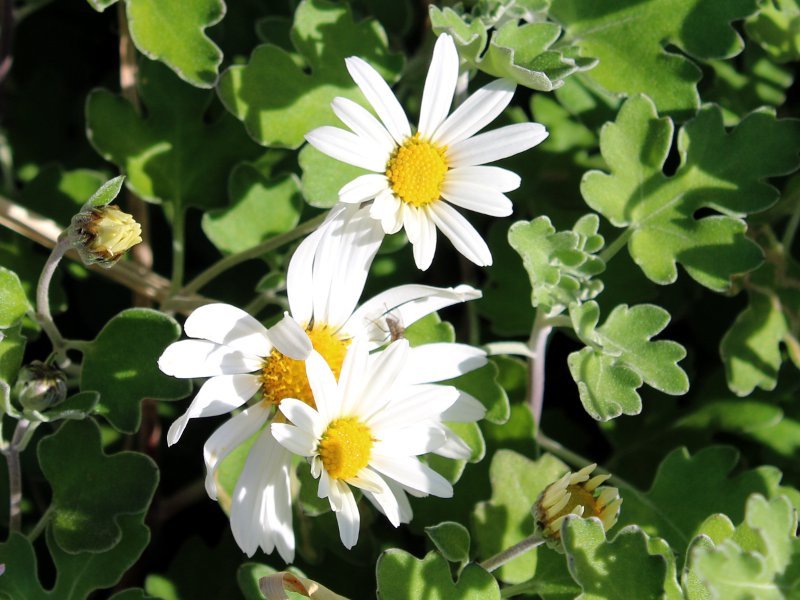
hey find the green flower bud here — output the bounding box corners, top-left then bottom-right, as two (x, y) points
(13, 361), (67, 412)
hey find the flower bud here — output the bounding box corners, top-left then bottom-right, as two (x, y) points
(70, 204), (142, 268)
(13, 361), (67, 412)
(534, 463), (622, 551)
(259, 572), (347, 599)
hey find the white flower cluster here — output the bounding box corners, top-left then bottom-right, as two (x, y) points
(158, 33), (547, 562)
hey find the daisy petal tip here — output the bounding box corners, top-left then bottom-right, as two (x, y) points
(166, 416), (188, 447)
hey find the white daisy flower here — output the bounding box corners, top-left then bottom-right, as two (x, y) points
(157, 206), (487, 562)
(272, 340), (458, 549)
(305, 32), (548, 270)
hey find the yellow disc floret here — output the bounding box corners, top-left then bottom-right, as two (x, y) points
(260, 324), (351, 407)
(385, 133), (448, 207)
(318, 417), (373, 480)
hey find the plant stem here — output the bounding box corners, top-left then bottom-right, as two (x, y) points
(169, 207), (186, 294)
(170, 212), (328, 301)
(783, 193), (800, 250)
(598, 229), (632, 264)
(4, 419), (31, 533)
(36, 234), (70, 353)
(528, 310), (553, 434)
(536, 432), (596, 471)
(479, 534), (544, 573)
(26, 505), (53, 542)
(500, 581), (538, 598)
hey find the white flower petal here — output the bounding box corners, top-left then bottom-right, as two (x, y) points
(446, 165), (521, 192)
(339, 173), (390, 204)
(268, 453), (295, 563)
(402, 342), (487, 384)
(440, 180), (513, 217)
(271, 422), (317, 457)
(313, 206), (384, 328)
(434, 426), (472, 460)
(305, 350), (340, 422)
(167, 374), (261, 446)
(370, 189), (403, 234)
(442, 390), (487, 422)
(318, 468), (331, 499)
(402, 203), (421, 245)
(370, 454), (453, 498)
(183, 303), (272, 357)
(331, 96), (396, 153)
(357, 468), (401, 527)
(158, 340), (263, 378)
(368, 384), (458, 432)
(418, 33), (459, 137)
(333, 480), (361, 548)
(348, 284), (481, 346)
(428, 201), (492, 266)
(346, 466), (384, 494)
(356, 339), (409, 419)
(345, 56), (411, 145)
(287, 207), (346, 325)
(230, 429), (286, 557)
(305, 126), (388, 171)
(447, 122), (548, 168)
(268, 314), (312, 360)
(338, 339), (369, 415)
(277, 397), (324, 438)
(386, 478), (413, 523)
(432, 78), (516, 146)
(374, 423), (447, 456)
(413, 207), (438, 271)
(203, 403), (271, 500)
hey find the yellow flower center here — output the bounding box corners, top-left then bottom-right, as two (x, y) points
(260, 324), (351, 408)
(385, 133), (448, 207)
(318, 417), (373, 480)
(550, 485), (601, 523)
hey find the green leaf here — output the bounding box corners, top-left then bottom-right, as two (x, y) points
(0, 514), (149, 600)
(18, 165), (106, 225)
(472, 450), (568, 583)
(562, 518), (676, 600)
(567, 301), (689, 421)
(202, 165), (302, 255)
(509, 214), (604, 317)
(80, 308), (191, 433)
(703, 46), (794, 127)
(429, 6), (594, 91)
(721, 232), (800, 395)
(0, 267), (30, 329)
(299, 144), (368, 208)
(218, 0), (403, 149)
(0, 327), (26, 386)
(582, 95), (800, 291)
(688, 495), (800, 599)
(88, 0), (224, 88)
(36, 391), (100, 422)
(551, 0), (758, 117)
(746, 0), (800, 63)
(38, 419), (158, 553)
(617, 446), (783, 564)
(376, 550), (500, 599)
(424, 521), (471, 565)
(87, 175), (126, 207)
(86, 59), (261, 213)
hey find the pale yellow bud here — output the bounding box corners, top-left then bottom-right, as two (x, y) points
(71, 204), (142, 267)
(259, 572), (348, 600)
(534, 463), (622, 551)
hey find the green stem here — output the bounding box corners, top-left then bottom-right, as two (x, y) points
(536, 432), (595, 471)
(500, 581), (539, 598)
(528, 310), (553, 435)
(26, 505), (53, 542)
(169, 212), (328, 302)
(782, 194), (800, 250)
(4, 419), (31, 533)
(169, 207), (186, 294)
(599, 229), (632, 264)
(479, 534), (544, 573)
(35, 234), (70, 354)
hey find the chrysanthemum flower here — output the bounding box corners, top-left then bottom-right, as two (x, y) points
(305, 33), (548, 270)
(157, 206), (487, 561)
(534, 463), (622, 550)
(272, 341), (457, 548)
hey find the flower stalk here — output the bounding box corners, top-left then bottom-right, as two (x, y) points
(479, 533), (544, 573)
